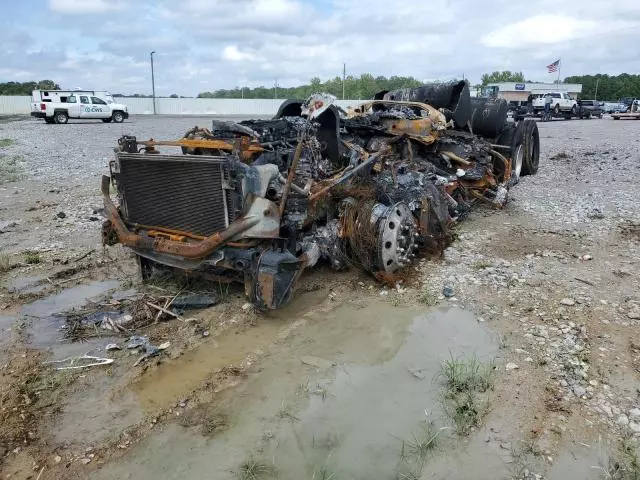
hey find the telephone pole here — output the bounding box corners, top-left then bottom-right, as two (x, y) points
(274, 79), (278, 99)
(342, 63), (346, 100)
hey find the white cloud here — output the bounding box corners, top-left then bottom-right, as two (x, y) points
(222, 45), (256, 61)
(481, 15), (635, 48)
(48, 0), (126, 14)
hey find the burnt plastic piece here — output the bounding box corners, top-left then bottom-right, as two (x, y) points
(468, 97), (509, 139)
(210, 120), (258, 138)
(249, 249), (303, 310)
(274, 100), (304, 119)
(381, 81), (471, 128)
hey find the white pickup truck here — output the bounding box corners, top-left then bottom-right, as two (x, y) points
(30, 90), (129, 124)
(532, 92), (577, 117)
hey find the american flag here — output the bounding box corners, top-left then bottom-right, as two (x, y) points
(547, 59), (560, 73)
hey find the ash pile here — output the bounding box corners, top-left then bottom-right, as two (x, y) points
(102, 81), (540, 310)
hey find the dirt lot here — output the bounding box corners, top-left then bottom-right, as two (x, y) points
(1, 115), (640, 479)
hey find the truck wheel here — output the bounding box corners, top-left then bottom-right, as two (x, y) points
(54, 111), (68, 124)
(112, 111), (125, 123)
(515, 119), (539, 176)
(102, 118), (112, 123)
(571, 105), (577, 116)
(554, 104), (560, 115)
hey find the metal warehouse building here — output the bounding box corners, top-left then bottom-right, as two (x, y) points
(485, 82), (583, 101)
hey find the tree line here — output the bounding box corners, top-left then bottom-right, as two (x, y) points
(0, 80), (59, 95)
(197, 74), (424, 100)
(563, 74), (640, 101)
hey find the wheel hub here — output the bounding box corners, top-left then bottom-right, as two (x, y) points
(375, 202), (418, 272)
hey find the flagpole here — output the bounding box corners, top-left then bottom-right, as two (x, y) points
(556, 59), (561, 85)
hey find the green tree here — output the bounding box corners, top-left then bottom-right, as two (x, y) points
(480, 71), (526, 85)
(0, 80), (60, 95)
(564, 74), (640, 101)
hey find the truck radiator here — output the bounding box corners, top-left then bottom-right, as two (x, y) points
(115, 153), (231, 237)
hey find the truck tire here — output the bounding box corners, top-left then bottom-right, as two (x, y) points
(54, 111), (68, 124)
(554, 104), (560, 115)
(515, 119), (539, 176)
(102, 118), (112, 123)
(112, 111), (125, 123)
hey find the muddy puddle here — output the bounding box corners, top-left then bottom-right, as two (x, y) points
(7, 274), (47, 295)
(133, 319), (288, 412)
(0, 314), (16, 346)
(21, 279), (121, 357)
(133, 288), (330, 412)
(93, 302), (508, 480)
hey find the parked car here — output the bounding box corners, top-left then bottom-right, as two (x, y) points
(602, 102), (627, 114)
(532, 92), (577, 118)
(30, 89), (129, 124)
(619, 97), (637, 112)
(577, 99), (603, 119)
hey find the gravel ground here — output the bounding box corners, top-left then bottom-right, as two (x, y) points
(1, 115), (640, 479)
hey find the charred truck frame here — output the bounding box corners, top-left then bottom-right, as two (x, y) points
(102, 82), (540, 310)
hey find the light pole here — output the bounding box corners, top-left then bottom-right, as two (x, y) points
(342, 63), (346, 100)
(150, 51), (156, 114)
(594, 78), (600, 101)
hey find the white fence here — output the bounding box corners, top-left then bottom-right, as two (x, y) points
(0, 96), (363, 116)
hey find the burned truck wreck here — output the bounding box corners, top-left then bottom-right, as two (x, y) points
(102, 82), (540, 310)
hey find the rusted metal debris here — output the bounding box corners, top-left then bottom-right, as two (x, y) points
(102, 82), (540, 310)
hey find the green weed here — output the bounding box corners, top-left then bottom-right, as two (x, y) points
(23, 250), (41, 265)
(439, 355), (495, 436)
(236, 457), (276, 480)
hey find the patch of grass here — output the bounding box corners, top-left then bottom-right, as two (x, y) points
(602, 435), (640, 480)
(440, 355), (495, 394)
(23, 250), (41, 265)
(277, 401), (299, 422)
(442, 390), (490, 436)
(396, 471), (421, 480)
(473, 259), (493, 270)
(399, 421), (441, 469)
(391, 294), (402, 307)
(439, 355), (495, 436)
(298, 381), (330, 401)
(0, 251), (14, 272)
(0, 154), (25, 184)
(311, 465), (336, 480)
(419, 285), (437, 306)
(236, 457), (276, 480)
(0, 138), (14, 147)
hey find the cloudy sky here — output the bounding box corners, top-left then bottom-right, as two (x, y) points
(1, 0), (639, 96)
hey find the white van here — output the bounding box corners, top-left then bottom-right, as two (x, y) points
(31, 90), (129, 124)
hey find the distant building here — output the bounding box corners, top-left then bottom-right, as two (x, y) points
(482, 82), (583, 101)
